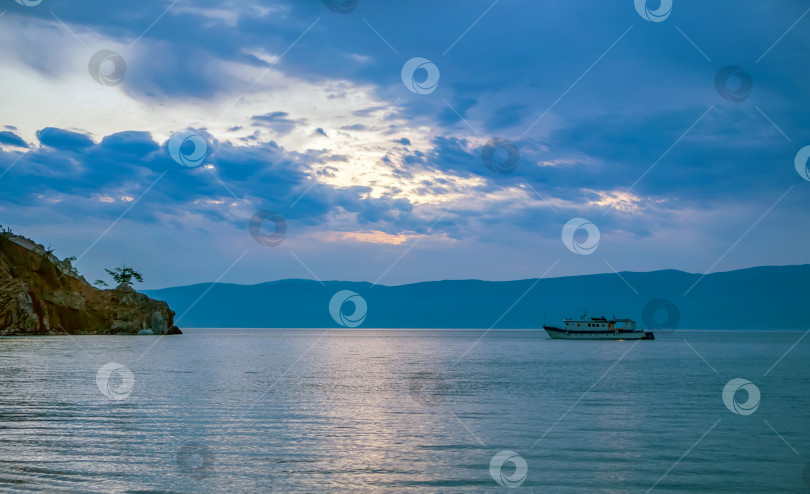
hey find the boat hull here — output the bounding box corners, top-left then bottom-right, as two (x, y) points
(543, 325), (654, 340)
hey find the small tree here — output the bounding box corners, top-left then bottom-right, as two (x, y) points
(94, 279), (109, 288)
(104, 265), (144, 286)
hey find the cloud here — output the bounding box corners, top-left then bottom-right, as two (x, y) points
(0, 131), (28, 148)
(340, 124), (368, 132)
(36, 127), (94, 151)
(438, 97), (477, 127)
(250, 111), (305, 135)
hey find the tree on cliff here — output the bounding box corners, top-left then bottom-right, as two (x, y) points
(104, 265), (144, 286)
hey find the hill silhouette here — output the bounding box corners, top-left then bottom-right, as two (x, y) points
(142, 265), (810, 330)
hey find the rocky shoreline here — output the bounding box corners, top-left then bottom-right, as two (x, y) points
(0, 232), (180, 336)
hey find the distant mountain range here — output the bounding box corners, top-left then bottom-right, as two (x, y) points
(142, 265), (810, 330)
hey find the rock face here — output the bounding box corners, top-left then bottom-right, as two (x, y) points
(0, 233), (180, 335)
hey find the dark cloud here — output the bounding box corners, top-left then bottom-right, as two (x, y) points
(36, 128), (94, 151)
(253, 112), (291, 122)
(352, 106), (388, 117)
(484, 104), (532, 132)
(0, 131), (28, 148)
(438, 97), (477, 127)
(0, 127), (425, 234)
(341, 124), (367, 131)
(251, 112), (305, 135)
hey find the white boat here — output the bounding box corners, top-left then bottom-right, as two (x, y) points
(543, 315), (654, 340)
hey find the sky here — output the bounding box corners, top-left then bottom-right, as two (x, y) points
(1, 0), (809, 289)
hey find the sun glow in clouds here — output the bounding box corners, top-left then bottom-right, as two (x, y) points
(588, 190), (642, 213)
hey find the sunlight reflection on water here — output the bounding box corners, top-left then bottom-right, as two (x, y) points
(0, 329), (807, 492)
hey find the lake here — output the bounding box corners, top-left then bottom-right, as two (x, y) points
(1, 329), (808, 492)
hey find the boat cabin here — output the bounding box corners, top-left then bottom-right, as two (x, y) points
(563, 317), (637, 331)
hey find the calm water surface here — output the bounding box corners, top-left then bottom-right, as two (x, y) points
(1, 329), (808, 492)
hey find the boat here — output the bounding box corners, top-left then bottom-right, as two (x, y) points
(543, 315), (654, 340)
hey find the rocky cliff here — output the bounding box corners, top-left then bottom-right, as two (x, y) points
(0, 232), (180, 335)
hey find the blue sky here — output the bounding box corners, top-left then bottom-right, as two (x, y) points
(1, 0), (809, 289)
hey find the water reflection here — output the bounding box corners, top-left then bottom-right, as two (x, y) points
(0, 330), (807, 492)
